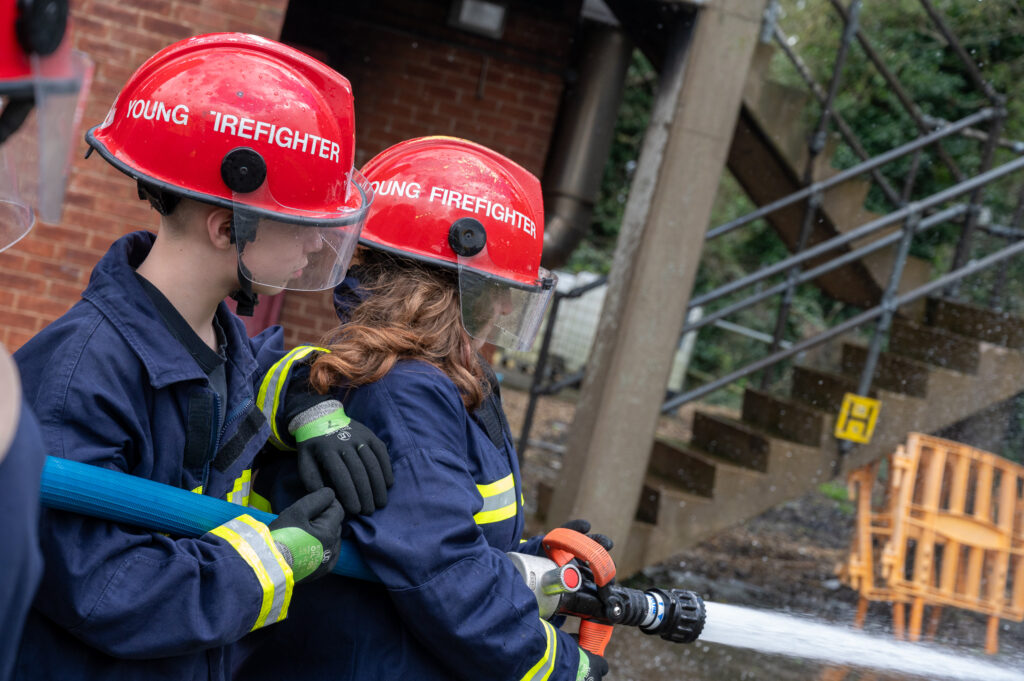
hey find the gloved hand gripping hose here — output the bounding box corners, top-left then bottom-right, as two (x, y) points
(40, 456), (706, 649)
(38, 456), (376, 581)
(534, 528), (706, 655)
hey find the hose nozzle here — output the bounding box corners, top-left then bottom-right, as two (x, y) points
(639, 588), (706, 643)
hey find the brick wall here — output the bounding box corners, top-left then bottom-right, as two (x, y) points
(0, 0), (288, 350)
(1, 0), (575, 351)
(277, 0), (576, 347)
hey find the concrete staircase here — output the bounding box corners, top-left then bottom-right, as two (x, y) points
(727, 43), (931, 309)
(616, 297), (1024, 575)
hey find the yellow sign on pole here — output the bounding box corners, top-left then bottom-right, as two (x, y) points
(834, 393), (881, 444)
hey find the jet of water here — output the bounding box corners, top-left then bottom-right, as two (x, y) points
(700, 602), (1024, 681)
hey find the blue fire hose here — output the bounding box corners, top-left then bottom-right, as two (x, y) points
(39, 455), (378, 583)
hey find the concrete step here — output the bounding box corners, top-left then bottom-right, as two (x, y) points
(691, 411), (771, 472)
(741, 387), (829, 447)
(822, 178), (871, 225)
(742, 75), (813, 170)
(889, 318), (981, 374)
(735, 45), (935, 313)
(925, 297), (1024, 349)
(620, 435), (830, 575)
(839, 343), (931, 398)
(790, 364), (867, 413)
(646, 438), (719, 498)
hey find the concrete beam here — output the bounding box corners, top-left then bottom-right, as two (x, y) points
(547, 2), (767, 548)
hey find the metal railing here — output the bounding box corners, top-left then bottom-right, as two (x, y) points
(515, 0), (1024, 461)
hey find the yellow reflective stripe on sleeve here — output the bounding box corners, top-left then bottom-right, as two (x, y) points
(226, 469), (253, 506)
(209, 514), (294, 630)
(249, 491), (272, 513)
(519, 619), (557, 681)
(473, 473), (517, 525)
(256, 345), (329, 449)
(191, 485), (203, 494)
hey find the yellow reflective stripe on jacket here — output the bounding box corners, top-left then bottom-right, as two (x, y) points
(256, 345), (329, 449)
(519, 619), (558, 681)
(249, 490), (272, 513)
(226, 469), (253, 506)
(473, 473), (517, 525)
(209, 514), (294, 630)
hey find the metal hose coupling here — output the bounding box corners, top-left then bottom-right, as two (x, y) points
(638, 588), (706, 643)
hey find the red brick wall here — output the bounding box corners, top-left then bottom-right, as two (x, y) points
(277, 0), (576, 347)
(0, 0), (288, 350)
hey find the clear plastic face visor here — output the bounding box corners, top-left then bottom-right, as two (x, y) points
(0, 49), (93, 252)
(458, 250), (557, 352)
(232, 169), (373, 293)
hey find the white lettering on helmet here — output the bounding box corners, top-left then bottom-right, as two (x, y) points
(205, 109), (341, 164)
(254, 120), (272, 143)
(237, 117), (255, 139)
(171, 104), (189, 125)
(126, 99), (189, 127)
(422, 184), (537, 239)
(372, 180), (422, 200)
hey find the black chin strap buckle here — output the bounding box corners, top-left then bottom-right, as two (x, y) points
(231, 262), (258, 317)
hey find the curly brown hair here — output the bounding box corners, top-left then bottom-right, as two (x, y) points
(309, 249), (487, 410)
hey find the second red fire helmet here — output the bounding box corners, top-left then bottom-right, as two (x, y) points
(1, 0), (92, 249)
(86, 32), (371, 293)
(360, 136), (556, 351)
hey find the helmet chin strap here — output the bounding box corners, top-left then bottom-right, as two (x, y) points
(231, 263), (259, 316)
(230, 224), (258, 316)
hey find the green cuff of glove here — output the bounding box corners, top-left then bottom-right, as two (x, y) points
(270, 526), (324, 582)
(576, 651), (591, 681)
(288, 400), (351, 442)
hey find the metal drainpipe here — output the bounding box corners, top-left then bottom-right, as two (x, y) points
(540, 19), (632, 269)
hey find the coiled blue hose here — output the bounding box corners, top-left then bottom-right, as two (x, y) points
(39, 456), (378, 582)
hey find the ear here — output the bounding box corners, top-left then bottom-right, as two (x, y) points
(207, 208), (234, 250)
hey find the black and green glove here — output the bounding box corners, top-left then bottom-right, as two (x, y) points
(576, 649), (609, 681)
(269, 487), (344, 583)
(288, 399), (393, 515)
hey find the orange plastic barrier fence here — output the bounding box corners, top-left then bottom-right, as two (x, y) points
(840, 433), (1024, 654)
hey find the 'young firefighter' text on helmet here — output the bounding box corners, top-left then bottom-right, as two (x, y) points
(360, 136), (556, 351)
(0, 0), (93, 250)
(84, 32), (372, 312)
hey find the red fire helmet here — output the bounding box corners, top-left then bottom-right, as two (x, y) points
(86, 33), (372, 293)
(1, 0), (92, 250)
(360, 136), (556, 351)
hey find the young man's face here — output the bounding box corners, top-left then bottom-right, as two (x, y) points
(241, 221), (325, 294)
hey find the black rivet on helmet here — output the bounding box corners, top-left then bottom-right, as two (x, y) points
(448, 218), (487, 257)
(221, 147), (267, 193)
(15, 0), (68, 56)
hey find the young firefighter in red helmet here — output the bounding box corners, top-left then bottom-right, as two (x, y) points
(0, 2), (91, 679)
(10, 33), (392, 680)
(236, 136), (613, 681)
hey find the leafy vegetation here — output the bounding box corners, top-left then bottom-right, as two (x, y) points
(567, 1), (1024, 415)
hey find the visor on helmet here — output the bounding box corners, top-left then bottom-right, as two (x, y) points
(0, 47), (92, 251)
(233, 168), (373, 292)
(457, 246), (556, 352)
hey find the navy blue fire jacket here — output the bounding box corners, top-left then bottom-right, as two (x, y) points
(11, 231), (294, 681)
(0, 399), (45, 681)
(235, 357), (582, 681)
